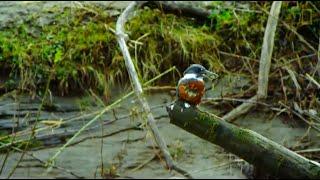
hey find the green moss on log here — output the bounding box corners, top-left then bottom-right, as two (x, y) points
(167, 100), (320, 178)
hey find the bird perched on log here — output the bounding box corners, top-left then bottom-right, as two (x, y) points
(176, 64), (218, 107)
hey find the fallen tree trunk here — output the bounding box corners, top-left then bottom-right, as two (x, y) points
(143, 1), (211, 23)
(167, 100), (320, 179)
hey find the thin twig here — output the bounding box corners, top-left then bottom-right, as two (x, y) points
(0, 68), (176, 149)
(202, 97), (280, 110)
(305, 73), (320, 89)
(317, 37), (320, 77)
(0, 104), (168, 151)
(67, 125), (142, 147)
(100, 110), (104, 177)
(0, 147), (10, 175)
(293, 102), (320, 124)
(257, 2), (317, 53)
(6, 134), (32, 178)
(129, 154), (157, 172)
(296, 148), (320, 154)
(45, 91), (135, 168)
(7, 77), (54, 178)
(218, 50), (259, 63)
(279, 102), (320, 133)
(0, 141), (83, 178)
(285, 66), (301, 99)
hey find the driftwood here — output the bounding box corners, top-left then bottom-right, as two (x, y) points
(115, 1), (191, 178)
(221, 95), (258, 122)
(256, 1), (282, 99)
(143, 1), (211, 23)
(167, 100), (320, 179)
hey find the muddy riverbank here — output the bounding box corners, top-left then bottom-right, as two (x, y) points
(0, 1), (319, 179)
(1, 82), (318, 178)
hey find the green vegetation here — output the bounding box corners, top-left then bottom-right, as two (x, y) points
(169, 139), (185, 160)
(0, 2), (318, 112)
(0, 135), (42, 153)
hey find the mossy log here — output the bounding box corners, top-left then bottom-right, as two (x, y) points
(167, 100), (320, 179)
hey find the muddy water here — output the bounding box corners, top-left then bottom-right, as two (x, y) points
(0, 75), (318, 179)
(0, 1), (319, 179)
(0, 86), (319, 179)
(0, 91), (242, 179)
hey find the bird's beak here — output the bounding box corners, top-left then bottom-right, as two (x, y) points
(204, 70), (219, 80)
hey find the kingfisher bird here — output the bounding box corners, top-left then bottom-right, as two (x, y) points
(176, 64), (218, 106)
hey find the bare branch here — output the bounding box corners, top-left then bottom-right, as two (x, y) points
(222, 95), (258, 122)
(223, 2), (282, 122)
(257, 1), (282, 98)
(115, 2), (192, 178)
